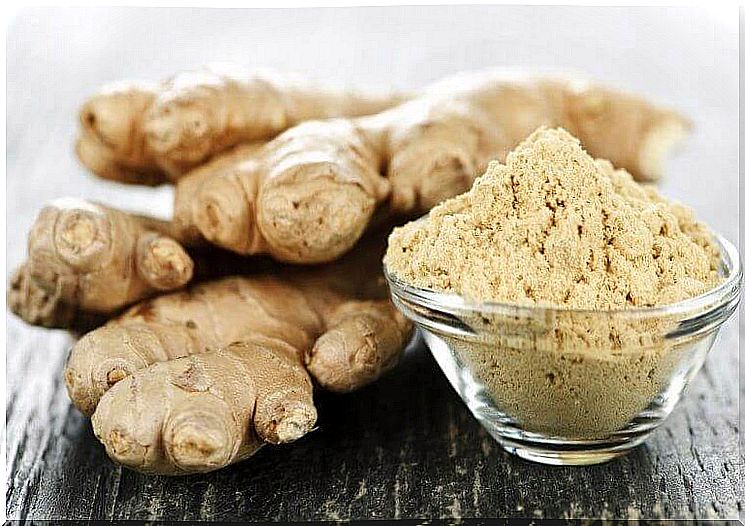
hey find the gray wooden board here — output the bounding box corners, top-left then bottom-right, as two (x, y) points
(5, 6), (742, 521)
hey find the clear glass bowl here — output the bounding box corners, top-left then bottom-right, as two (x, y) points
(385, 233), (742, 466)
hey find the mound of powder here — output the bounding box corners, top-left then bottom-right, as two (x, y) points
(385, 127), (720, 308)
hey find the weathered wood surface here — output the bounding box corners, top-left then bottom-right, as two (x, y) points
(5, 6), (741, 522)
(5, 324), (743, 521)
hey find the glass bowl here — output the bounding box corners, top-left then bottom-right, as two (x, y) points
(384, 233), (741, 466)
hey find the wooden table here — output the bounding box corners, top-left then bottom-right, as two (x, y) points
(5, 6), (741, 521)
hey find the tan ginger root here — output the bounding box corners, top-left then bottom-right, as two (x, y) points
(9, 263), (83, 329)
(65, 256), (411, 474)
(171, 70), (690, 264)
(76, 64), (407, 185)
(8, 198), (194, 328)
(91, 337), (316, 475)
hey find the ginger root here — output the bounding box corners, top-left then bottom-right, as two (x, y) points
(9, 263), (85, 329)
(76, 64), (406, 185)
(8, 198), (194, 327)
(64, 243), (411, 474)
(171, 71), (690, 264)
(91, 337), (315, 474)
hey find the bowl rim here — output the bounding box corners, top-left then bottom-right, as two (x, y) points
(384, 231), (742, 319)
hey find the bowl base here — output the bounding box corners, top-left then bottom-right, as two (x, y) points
(483, 419), (654, 466)
(494, 435), (640, 466)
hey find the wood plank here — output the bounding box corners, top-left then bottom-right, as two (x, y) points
(5, 325), (742, 521)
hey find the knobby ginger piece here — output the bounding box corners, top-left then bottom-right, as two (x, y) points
(171, 71), (690, 264)
(8, 199), (194, 327)
(76, 64), (407, 184)
(64, 238), (411, 475)
(91, 337), (316, 475)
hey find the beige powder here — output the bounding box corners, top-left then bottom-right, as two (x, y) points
(385, 127), (723, 438)
(385, 127), (720, 307)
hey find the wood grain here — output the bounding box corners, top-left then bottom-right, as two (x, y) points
(5, 6), (741, 522)
(5, 327), (742, 521)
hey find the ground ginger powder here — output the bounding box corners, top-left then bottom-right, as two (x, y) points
(384, 127), (722, 438)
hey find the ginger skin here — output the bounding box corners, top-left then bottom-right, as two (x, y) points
(8, 198), (194, 328)
(172, 71), (690, 264)
(64, 245), (411, 474)
(76, 64), (406, 185)
(9, 264), (87, 329)
(91, 337), (316, 475)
